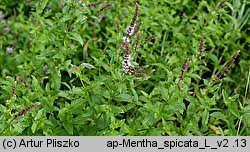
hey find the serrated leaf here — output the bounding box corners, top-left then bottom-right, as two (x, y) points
(95, 105), (108, 113)
(222, 89), (229, 105)
(13, 123), (24, 133)
(131, 89), (138, 102)
(79, 74), (90, 84)
(207, 53), (219, 65)
(43, 120), (54, 126)
(51, 70), (61, 91)
(71, 87), (83, 93)
(151, 63), (168, 71)
(36, 0), (49, 15)
(187, 103), (195, 117)
(52, 52), (64, 59)
(210, 112), (228, 123)
(58, 91), (69, 98)
(31, 76), (39, 87)
(243, 105), (250, 112)
(176, 101), (186, 114)
(111, 106), (124, 115)
(115, 94), (132, 102)
(202, 109), (209, 126)
(70, 32), (84, 46)
(142, 113), (155, 126)
(158, 86), (169, 101)
(199, 65), (211, 72)
(31, 121), (38, 133)
(63, 123), (73, 135)
(189, 73), (201, 80)
(140, 90), (149, 98)
(34, 109), (44, 120)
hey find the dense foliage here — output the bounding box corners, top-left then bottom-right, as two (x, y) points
(0, 0), (249, 135)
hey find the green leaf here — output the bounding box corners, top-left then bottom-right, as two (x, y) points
(83, 63), (95, 69)
(51, 70), (61, 91)
(142, 113), (156, 126)
(131, 89), (138, 102)
(210, 112), (228, 124)
(13, 123), (25, 133)
(188, 73), (201, 80)
(115, 94), (132, 102)
(111, 106), (124, 115)
(63, 123), (74, 135)
(151, 63), (168, 71)
(31, 121), (38, 133)
(34, 109), (44, 120)
(202, 109), (209, 127)
(187, 103), (195, 118)
(206, 53), (219, 66)
(70, 32), (84, 46)
(95, 105), (108, 113)
(52, 52), (65, 59)
(36, 0), (49, 15)
(222, 89), (230, 106)
(79, 74), (90, 84)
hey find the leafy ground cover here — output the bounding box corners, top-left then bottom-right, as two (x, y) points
(0, 0), (249, 135)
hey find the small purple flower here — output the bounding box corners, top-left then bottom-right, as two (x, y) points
(16, 75), (29, 88)
(144, 34), (157, 43)
(6, 46), (14, 54)
(42, 65), (48, 75)
(123, 53), (130, 61)
(197, 35), (204, 56)
(126, 25), (135, 35)
(14, 102), (40, 120)
(98, 4), (112, 14)
(122, 36), (130, 43)
(118, 43), (123, 49)
(122, 60), (130, 72)
(114, 17), (120, 31)
(122, 42), (131, 73)
(86, 1), (106, 7)
(126, 2), (138, 35)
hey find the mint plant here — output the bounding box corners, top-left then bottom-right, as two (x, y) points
(0, 0), (249, 136)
